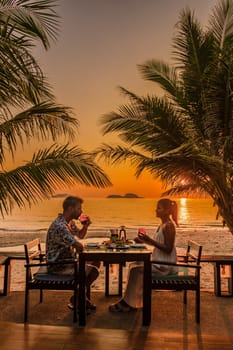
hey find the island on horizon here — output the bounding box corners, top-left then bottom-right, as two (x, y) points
(107, 193), (143, 198)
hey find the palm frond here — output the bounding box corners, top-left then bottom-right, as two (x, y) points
(94, 143), (147, 168)
(161, 184), (208, 197)
(0, 144), (112, 216)
(138, 60), (181, 99)
(0, 39), (53, 106)
(209, 0), (233, 50)
(173, 8), (212, 72)
(0, 102), (79, 161)
(97, 0), (233, 233)
(101, 94), (196, 155)
(0, 0), (60, 49)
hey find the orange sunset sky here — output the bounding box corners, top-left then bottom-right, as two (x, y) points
(29, 0), (215, 198)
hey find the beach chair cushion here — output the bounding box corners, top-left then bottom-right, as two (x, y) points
(34, 266), (74, 282)
(152, 266), (194, 281)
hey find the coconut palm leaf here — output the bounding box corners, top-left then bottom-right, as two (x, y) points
(0, 0), (59, 48)
(210, 0), (233, 50)
(96, 0), (233, 232)
(0, 102), (79, 162)
(0, 144), (112, 215)
(0, 0), (60, 107)
(0, 1), (111, 216)
(0, 39), (53, 106)
(138, 60), (181, 99)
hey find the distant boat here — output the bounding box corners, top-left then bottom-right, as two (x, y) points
(107, 193), (142, 198)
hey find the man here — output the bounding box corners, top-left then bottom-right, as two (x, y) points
(46, 196), (99, 310)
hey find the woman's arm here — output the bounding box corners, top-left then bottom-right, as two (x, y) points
(139, 222), (176, 253)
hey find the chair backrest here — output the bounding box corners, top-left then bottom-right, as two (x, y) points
(24, 238), (43, 279)
(24, 238), (43, 263)
(185, 240), (202, 265)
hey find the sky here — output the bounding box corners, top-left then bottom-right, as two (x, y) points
(34, 0), (216, 198)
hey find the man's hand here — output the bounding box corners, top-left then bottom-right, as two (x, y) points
(69, 220), (79, 234)
(79, 214), (92, 226)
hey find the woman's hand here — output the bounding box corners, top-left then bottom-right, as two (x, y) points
(138, 231), (154, 245)
(134, 236), (143, 243)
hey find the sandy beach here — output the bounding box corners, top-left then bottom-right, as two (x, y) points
(0, 226), (232, 293)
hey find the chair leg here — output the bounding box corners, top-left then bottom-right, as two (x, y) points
(105, 263), (110, 296)
(118, 264), (123, 297)
(72, 290), (77, 323)
(24, 288), (29, 323)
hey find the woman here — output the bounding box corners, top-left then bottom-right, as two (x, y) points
(109, 198), (178, 312)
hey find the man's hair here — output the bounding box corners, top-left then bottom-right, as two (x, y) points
(62, 196), (83, 211)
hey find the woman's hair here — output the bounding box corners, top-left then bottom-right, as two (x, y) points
(158, 198), (179, 227)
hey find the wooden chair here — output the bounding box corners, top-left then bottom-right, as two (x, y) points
(151, 240), (202, 323)
(24, 238), (80, 323)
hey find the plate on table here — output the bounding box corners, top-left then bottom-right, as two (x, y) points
(130, 243), (146, 249)
(107, 244), (130, 249)
(85, 242), (100, 248)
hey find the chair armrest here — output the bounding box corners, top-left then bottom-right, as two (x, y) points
(177, 255), (186, 261)
(25, 258), (78, 268)
(150, 260), (201, 269)
(177, 255), (196, 263)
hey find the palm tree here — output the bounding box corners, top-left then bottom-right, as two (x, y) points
(96, 0), (233, 233)
(0, 0), (111, 215)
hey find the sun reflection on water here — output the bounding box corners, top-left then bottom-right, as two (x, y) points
(179, 198), (190, 223)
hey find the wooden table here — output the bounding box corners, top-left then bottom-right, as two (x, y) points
(78, 247), (152, 326)
(201, 255), (233, 296)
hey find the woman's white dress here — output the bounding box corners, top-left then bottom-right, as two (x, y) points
(124, 225), (178, 308)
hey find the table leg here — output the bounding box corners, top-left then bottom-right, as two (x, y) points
(3, 258), (11, 296)
(142, 259), (151, 326)
(229, 264), (233, 296)
(105, 263), (110, 296)
(118, 263), (123, 296)
(78, 254), (86, 326)
(214, 263), (221, 296)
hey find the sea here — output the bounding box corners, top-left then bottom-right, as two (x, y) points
(0, 196), (229, 247)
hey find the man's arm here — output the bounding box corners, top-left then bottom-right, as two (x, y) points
(69, 217), (92, 239)
(72, 240), (84, 253)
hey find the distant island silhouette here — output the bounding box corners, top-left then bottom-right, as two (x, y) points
(107, 193), (142, 198)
